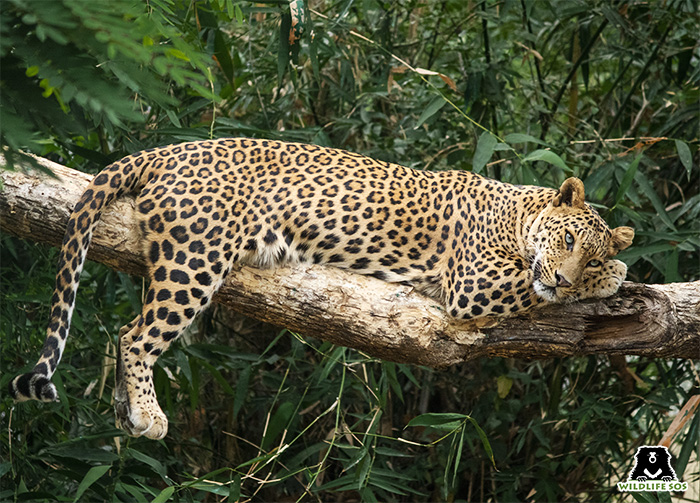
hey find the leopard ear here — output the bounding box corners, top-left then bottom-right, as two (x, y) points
(553, 177), (586, 209)
(608, 226), (634, 255)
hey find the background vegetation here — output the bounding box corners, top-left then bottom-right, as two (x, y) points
(1, 0), (698, 501)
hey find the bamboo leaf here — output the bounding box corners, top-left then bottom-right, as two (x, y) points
(127, 448), (167, 477)
(674, 140), (693, 179)
(152, 486), (176, 503)
(73, 465), (111, 502)
(615, 153), (642, 206)
(233, 364), (251, 420)
(504, 133), (549, 146)
(407, 412), (467, 430)
(229, 474), (242, 502)
(663, 247), (680, 283)
(615, 242), (675, 261)
(630, 491), (661, 503)
(414, 96), (446, 129)
(466, 416), (495, 467)
(634, 171), (677, 231)
(522, 149), (571, 173)
(472, 131), (497, 173)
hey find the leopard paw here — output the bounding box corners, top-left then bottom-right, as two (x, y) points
(114, 396), (168, 439)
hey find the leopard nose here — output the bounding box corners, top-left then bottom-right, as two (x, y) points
(555, 271), (572, 288)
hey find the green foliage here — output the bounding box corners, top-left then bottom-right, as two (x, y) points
(0, 0), (213, 162)
(1, 0), (699, 501)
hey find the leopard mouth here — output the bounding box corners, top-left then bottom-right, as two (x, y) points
(531, 258), (562, 301)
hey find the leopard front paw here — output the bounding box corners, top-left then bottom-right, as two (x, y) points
(578, 259), (627, 300)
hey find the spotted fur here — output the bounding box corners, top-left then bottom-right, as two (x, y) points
(9, 138), (634, 439)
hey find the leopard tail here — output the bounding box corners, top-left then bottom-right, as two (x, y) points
(9, 154), (152, 402)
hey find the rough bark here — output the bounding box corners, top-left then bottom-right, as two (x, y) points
(1, 154), (698, 367)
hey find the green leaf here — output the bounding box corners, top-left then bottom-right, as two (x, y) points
(0, 463), (12, 479)
(262, 401), (295, 450)
(234, 4), (244, 23)
(497, 375), (513, 398)
(634, 171), (677, 231)
(117, 482), (150, 503)
(166, 109), (181, 128)
(127, 448), (167, 477)
(616, 243), (675, 262)
(199, 360), (235, 395)
(449, 426), (466, 492)
(674, 139), (693, 179)
(674, 412), (699, 478)
(615, 153), (642, 206)
(188, 481), (230, 496)
(522, 149), (571, 173)
(73, 465), (111, 502)
(382, 361), (403, 402)
(414, 96), (447, 129)
(195, 2), (234, 84)
(45, 445), (119, 463)
(151, 486), (176, 503)
(580, 22), (590, 89)
(472, 131), (497, 174)
(664, 246), (680, 282)
(373, 446), (415, 458)
(175, 349), (192, 384)
(167, 48), (189, 61)
(504, 133), (549, 146)
(233, 364), (251, 420)
(465, 416), (495, 467)
(407, 412), (467, 430)
(630, 491), (660, 503)
(228, 474), (242, 501)
(235, 451), (278, 469)
(493, 142), (512, 151)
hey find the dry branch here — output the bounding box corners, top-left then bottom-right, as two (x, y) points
(1, 154), (698, 366)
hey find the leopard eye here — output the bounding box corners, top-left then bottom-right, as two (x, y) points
(587, 259), (602, 268)
(564, 231), (574, 248)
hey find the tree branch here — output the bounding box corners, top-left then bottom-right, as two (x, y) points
(1, 155), (698, 366)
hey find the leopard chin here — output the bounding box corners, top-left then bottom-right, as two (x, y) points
(533, 280), (558, 302)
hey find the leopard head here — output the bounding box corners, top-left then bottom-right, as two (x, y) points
(527, 178), (634, 302)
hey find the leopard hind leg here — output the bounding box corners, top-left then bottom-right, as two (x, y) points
(114, 262), (228, 439)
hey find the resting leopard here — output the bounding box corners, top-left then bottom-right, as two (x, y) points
(9, 137), (634, 439)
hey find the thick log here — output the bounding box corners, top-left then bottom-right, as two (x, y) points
(1, 155), (698, 367)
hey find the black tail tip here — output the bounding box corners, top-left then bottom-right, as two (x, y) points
(9, 372), (58, 402)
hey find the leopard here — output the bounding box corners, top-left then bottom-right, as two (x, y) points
(9, 137), (634, 440)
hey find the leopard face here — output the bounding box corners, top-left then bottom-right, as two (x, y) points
(528, 178), (634, 302)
